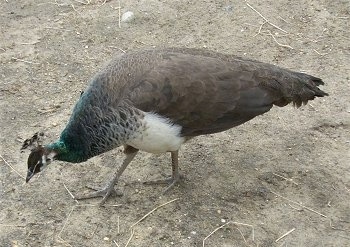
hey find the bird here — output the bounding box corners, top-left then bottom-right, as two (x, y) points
(24, 47), (328, 205)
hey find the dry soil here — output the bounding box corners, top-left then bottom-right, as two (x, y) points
(1, 0), (349, 246)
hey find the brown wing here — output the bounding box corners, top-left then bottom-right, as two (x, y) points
(127, 49), (277, 137)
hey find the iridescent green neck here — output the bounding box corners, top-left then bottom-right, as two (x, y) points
(46, 140), (86, 163)
(46, 140), (67, 153)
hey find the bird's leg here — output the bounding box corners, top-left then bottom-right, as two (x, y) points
(75, 146), (138, 205)
(164, 150), (181, 193)
(144, 150), (182, 193)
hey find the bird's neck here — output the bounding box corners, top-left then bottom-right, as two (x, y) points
(46, 140), (86, 163)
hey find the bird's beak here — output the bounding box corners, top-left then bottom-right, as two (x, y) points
(26, 169), (34, 183)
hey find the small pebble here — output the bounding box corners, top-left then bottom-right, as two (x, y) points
(121, 11), (134, 23)
(104, 237), (109, 241)
(223, 5), (233, 12)
(221, 219), (226, 223)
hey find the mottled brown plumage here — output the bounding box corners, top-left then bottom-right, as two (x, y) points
(25, 48), (327, 205)
(123, 48), (326, 136)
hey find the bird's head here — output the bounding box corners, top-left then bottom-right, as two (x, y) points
(26, 146), (57, 182)
(22, 132), (67, 182)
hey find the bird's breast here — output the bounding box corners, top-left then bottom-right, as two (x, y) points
(126, 112), (185, 154)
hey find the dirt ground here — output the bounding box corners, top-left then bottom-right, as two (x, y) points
(1, 0), (349, 246)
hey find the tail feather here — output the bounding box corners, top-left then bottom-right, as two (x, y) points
(293, 73), (328, 107)
(268, 72), (328, 108)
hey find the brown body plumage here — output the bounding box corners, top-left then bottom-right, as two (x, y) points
(25, 48), (328, 204)
(122, 48), (326, 135)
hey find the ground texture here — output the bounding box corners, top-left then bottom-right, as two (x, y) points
(1, 0), (349, 246)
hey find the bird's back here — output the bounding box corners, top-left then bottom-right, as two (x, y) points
(123, 48), (327, 135)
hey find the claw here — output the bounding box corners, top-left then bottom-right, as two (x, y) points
(74, 148), (138, 205)
(85, 184), (124, 196)
(74, 183), (123, 205)
(144, 174), (182, 194)
(143, 150), (182, 193)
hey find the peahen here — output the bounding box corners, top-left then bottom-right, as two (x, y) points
(24, 48), (328, 205)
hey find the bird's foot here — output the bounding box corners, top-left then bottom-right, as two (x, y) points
(144, 174), (183, 194)
(74, 183), (123, 206)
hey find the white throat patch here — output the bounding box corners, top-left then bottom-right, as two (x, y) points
(40, 150), (57, 171)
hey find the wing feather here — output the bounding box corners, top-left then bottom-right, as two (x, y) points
(128, 50), (275, 136)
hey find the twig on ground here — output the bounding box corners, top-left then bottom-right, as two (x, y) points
(108, 46), (126, 53)
(245, 1), (288, 33)
(118, 0), (121, 28)
(329, 219), (347, 231)
(130, 198), (179, 229)
(58, 206), (76, 238)
(270, 190), (327, 217)
(124, 228), (134, 247)
(313, 49), (328, 56)
(113, 240), (120, 247)
(266, 30), (294, 49)
(252, 21), (267, 37)
(71, 4), (79, 13)
(99, 0), (107, 6)
(308, 103), (315, 111)
(117, 216), (120, 234)
(345, 186), (350, 193)
(275, 228), (295, 242)
(73, 0), (90, 5)
(56, 235), (73, 247)
(278, 15), (290, 24)
(11, 57), (40, 65)
(203, 221), (255, 247)
(235, 227), (247, 244)
(37, 1), (67, 7)
(203, 221), (231, 247)
(21, 41), (40, 45)
(256, 21), (267, 36)
(63, 182), (79, 203)
(288, 203), (303, 211)
(109, 3), (121, 28)
(0, 154), (26, 180)
(272, 172), (299, 185)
